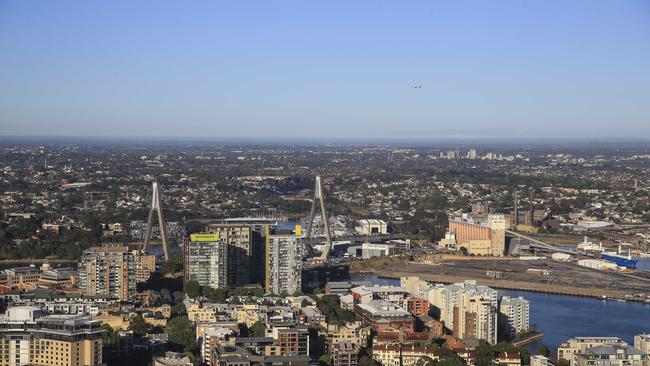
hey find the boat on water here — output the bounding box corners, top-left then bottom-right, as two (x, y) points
(601, 244), (638, 269)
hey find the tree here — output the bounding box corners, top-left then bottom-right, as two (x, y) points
(172, 302), (187, 316)
(536, 344), (549, 357)
(202, 286), (230, 303)
(359, 356), (379, 366)
(309, 325), (327, 360)
(101, 323), (118, 345)
(415, 356), (437, 366)
(435, 347), (465, 366)
(555, 359), (570, 366)
(185, 281), (200, 298)
(319, 355), (332, 366)
(166, 316), (197, 354)
(474, 341), (495, 366)
(316, 295), (355, 325)
(160, 253), (184, 274)
(248, 321), (266, 337)
(128, 314), (152, 336)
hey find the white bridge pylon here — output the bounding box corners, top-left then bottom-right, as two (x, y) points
(305, 175), (334, 260)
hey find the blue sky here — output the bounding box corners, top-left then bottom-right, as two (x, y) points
(1, 1), (649, 140)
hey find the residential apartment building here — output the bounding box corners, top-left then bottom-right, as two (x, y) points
(372, 344), (438, 366)
(271, 327), (309, 356)
(429, 280), (498, 344)
(325, 322), (369, 348)
(0, 306), (104, 366)
(206, 224), (254, 286)
(332, 342), (359, 366)
(199, 327), (235, 364)
(134, 250), (156, 283)
(266, 233), (303, 295)
(184, 233), (228, 289)
(499, 296), (530, 339)
(354, 300), (414, 332)
(78, 246), (136, 301)
(401, 345), (438, 366)
(351, 285), (408, 307)
(575, 344), (648, 366)
(406, 296), (429, 317)
(530, 355), (555, 366)
(557, 337), (628, 366)
(453, 291), (497, 345)
(187, 302), (221, 323)
(635, 334), (650, 355)
(372, 344), (401, 366)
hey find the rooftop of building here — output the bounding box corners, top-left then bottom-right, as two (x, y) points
(563, 336), (626, 343)
(327, 281), (372, 288)
(2, 266), (41, 275)
(351, 285), (406, 295)
(83, 246), (129, 253)
(445, 280), (497, 295)
(155, 352), (193, 366)
(358, 219), (387, 225)
(234, 336), (275, 343)
(585, 344), (646, 356)
(500, 296), (529, 305)
(356, 300), (411, 317)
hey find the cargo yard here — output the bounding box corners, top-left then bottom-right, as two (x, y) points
(350, 255), (650, 302)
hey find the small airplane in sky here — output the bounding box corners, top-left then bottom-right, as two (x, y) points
(413, 84), (422, 89)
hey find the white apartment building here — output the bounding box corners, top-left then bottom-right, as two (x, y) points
(453, 291), (497, 345)
(185, 234), (229, 289)
(434, 281), (497, 331)
(266, 234), (303, 295)
(499, 296), (530, 339)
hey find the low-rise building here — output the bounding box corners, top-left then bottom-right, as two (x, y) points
(495, 352), (521, 366)
(332, 342), (359, 366)
(575, 344), (648, 366)
(274, 327), (310, 356)
(326, 322), (369, 348)
(372, 344), (437, 366)
(406, 296), (429, 317)
(636, 334), (650, 355)
(325, 281), (372, 295)
(187, 302), (221, 323)
(558, 337), (628, 366)
(530, 355), (555, 366)
(354, 300), (413, 331)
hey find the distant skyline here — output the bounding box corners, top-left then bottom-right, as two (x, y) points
(1, 1), (649, 140)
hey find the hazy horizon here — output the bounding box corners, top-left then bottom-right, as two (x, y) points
(1, 1), (649, 139)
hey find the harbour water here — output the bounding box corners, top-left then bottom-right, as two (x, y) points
(350, 273), (650, 351)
